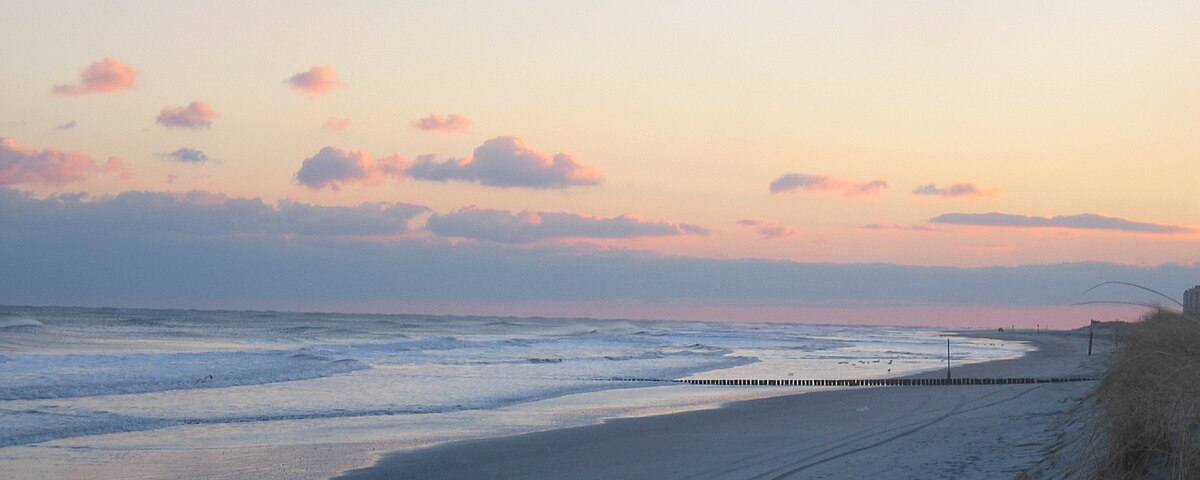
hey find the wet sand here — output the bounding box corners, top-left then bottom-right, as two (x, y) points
(336, 330), (1108, 480)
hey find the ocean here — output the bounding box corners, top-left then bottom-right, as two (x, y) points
(0, 306), (1028, 479)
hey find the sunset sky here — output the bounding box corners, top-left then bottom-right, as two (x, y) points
(3, 1), (1198, 327)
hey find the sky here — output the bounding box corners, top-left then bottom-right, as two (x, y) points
(2, 1), (1198, 327)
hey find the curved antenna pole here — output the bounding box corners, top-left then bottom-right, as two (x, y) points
(1081, 281), (1184, 308)
(1071, 300), (1166, 309)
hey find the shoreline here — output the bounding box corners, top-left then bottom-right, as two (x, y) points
(336, 330), (1110, 479)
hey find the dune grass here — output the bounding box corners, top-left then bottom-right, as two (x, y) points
(1093, 310), (1200, 479)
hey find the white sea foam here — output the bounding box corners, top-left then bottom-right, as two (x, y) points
(0, 350), (369, 400)
(0, 316), (42, 329)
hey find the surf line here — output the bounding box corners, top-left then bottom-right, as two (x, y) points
(594, 377), (1099, 386)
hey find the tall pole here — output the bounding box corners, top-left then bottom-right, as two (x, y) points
(946, 338), (951, 380)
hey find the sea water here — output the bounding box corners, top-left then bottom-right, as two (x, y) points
(0, 306), (1028, 479)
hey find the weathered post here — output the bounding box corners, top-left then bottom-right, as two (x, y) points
(1088, 320), (1095, 356)
(946, 338), (951, 380)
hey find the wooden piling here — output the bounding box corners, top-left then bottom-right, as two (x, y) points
(1088, 320), (1095, 356)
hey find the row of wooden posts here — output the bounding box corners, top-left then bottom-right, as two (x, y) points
(602, 377), (1098, 386)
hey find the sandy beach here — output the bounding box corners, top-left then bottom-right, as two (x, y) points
(337, 330), (1109, 480)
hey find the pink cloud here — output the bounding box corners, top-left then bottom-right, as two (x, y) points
(322, 117), (352, 132)
(411, 113), (473, 133)
(846, 180), (888, 196)
(860, 224), (941, 231)
(736, 219), (797, 239)
(100, 157), (132, 180)
(156, 101), (219, 129)
(408, 136), (603, 189)
(285, 65), (347, 94)
(912, 183), (998, 199)
(295, 146), (408, 190)
(295, 137), (604, 191)
(0, 137), (128, 185)
(51, 57), (138, 96)
(769, 173), (887, 197)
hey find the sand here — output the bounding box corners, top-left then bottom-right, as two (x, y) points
(336, 330), (1110, 480)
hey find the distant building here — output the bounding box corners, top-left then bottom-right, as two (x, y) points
(1186, 285), (1200, 315)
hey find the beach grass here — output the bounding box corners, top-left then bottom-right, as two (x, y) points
(1093, 310), (1200, 479)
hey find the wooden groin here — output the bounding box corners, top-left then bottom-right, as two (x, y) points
(599, 377), (1098, 386)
